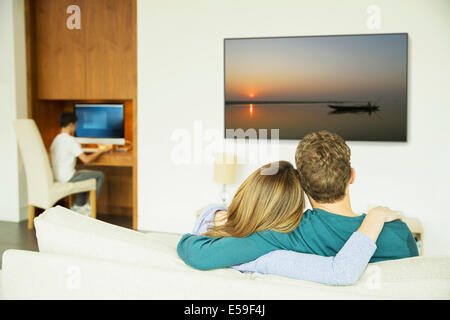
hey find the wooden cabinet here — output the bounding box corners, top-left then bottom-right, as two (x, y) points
(33, 0), (136, 100)
(35, 0), (86, 99)
(85, 0), (136, 99)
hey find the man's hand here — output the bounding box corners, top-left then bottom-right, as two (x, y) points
(78, 145), (112, 164)
(98, 144), (113, 153)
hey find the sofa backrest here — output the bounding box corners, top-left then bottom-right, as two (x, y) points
(34, 206), (186, 271)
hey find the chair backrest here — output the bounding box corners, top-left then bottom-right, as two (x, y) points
(13, 119), (54, 207)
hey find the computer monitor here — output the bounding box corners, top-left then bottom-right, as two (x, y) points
(74, 104), (125, 145)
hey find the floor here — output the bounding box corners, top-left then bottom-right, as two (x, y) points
(0, 213), (132, 269)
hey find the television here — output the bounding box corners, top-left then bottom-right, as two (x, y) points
(74, 104), (125, 145)
(224, 33), (408, 141)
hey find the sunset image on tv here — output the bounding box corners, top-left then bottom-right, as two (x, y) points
(224, 33), (408, 141)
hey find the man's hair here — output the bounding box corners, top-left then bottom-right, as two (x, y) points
(295, 131), (351, 203)
(58, 112), (77, 128)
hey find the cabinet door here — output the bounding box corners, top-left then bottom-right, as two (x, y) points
(85, 0), (136, 99)
(35, 0), (86, 99)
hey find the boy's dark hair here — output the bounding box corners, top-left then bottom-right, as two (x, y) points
(58, 112), (78, 128)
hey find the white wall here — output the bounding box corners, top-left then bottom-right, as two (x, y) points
(0, 0), (28, 222)
(137, 0), (450, 255)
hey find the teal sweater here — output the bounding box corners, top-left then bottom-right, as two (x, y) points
(177, 208), (419, 270)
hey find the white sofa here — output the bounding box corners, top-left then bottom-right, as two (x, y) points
(1, 206), (449, 300)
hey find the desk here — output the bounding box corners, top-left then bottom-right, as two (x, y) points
(83, 151), (133, 167)
(77, 150), (135, 224)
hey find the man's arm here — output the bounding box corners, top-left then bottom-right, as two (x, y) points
(191, 204), (226, 236)
(370, 220), (419, 262)
(78, 145), (112, 164)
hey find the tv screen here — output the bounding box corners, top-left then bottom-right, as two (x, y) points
(74, 104), (124, 139)
(224, 33), (408, 141)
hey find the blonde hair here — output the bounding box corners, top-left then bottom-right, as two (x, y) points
(295, 130), (351, 203)
(205, 161), (305, 238)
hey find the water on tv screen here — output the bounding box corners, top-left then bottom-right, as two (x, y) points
(224, 33), (408, 141)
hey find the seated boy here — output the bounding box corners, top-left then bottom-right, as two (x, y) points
(50, 112), (112, 215)
(177, 131), (419, 270)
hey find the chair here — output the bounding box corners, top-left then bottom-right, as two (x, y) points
(13, 119), (97, 229)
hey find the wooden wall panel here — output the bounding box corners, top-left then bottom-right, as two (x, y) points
(35, 0), (86, 99)
(33, 0), (136, 100)
(124, 100), (133, 144)
(85, 0), (137, 99)
(25, 0), (36, 118)
(34, 100), (65, 149)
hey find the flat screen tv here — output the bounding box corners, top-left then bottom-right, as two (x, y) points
(74, 104), (125, 145)
(224, 33), (408, 141)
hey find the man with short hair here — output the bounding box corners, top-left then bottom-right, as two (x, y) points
(295, 130), (362, 219)
(177, 131), (419, 270)
(295, 131), (354, 205)
(50, 112), (111, 215)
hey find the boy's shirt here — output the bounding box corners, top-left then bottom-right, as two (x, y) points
(50, 133), (83, 182)
(177, 208), (419, 270)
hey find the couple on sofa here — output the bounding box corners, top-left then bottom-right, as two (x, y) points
(177, 131), (419, 285)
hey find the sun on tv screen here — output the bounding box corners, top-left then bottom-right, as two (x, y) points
(224, 33), (408, 141)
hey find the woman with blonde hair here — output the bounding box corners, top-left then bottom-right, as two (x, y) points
(179, 160), (402, 285)
(205, 160), (304, 238)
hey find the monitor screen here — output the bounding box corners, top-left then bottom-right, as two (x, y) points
(224, 33), (408, 141)
(74, 104), (124, 139)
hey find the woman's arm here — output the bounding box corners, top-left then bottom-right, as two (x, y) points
(231, 207), (402, 285)
(232, 232), (374, 285)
